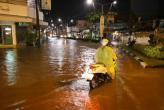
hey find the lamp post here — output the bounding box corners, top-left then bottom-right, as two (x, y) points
(86, 0), (117, 38)
(35, 0), (40, 47)
(70, 19), (74, 37)
(57, 18), (62, 36)
(86, 0), (96, 12)
(109, 1), (117, 11)
(86, 0), (105, 38)
(86, 0), (117, 14)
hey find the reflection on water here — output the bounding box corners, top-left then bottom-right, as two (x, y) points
(80, 47), (96, 75)
(0, 38), (164, 110)
(47, 38), (79, 73)
(4, 50), (17, 86)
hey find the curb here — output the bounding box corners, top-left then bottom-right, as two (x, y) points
(0, 45), (16, 49)
(134, 56), (148, 68)
(121, 48), (148, 68)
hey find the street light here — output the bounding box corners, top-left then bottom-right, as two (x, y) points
(51, 23), (54, 27)
(58, 18), (62, 23)
(86, 0), (117, 14)
(113, 1), (117, 5)
(109, 0), (117, 11)
(86, 0), (93, 5)
(86, 0), (104, 38)
(86, 0), (95, 11)
(57, 18), (62, 36)
(86, 0), (117, 38)
(70, 19), (74, 23)
(70, 19), (74, 38)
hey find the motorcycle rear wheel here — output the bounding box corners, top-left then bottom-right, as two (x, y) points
(89, 79), (98, 89)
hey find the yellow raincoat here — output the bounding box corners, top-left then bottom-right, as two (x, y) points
(95, 46), (117, 79)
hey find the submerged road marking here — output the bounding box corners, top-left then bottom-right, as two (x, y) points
(117, 76), (141, 110)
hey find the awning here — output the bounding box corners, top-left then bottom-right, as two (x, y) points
(0, 14), (32, 22)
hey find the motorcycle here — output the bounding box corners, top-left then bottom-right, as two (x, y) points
(82, 64), (112, 89)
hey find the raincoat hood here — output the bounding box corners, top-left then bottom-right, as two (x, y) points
(101, 39), (109, 46)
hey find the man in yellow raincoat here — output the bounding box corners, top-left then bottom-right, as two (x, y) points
(95, 39), (117, 79)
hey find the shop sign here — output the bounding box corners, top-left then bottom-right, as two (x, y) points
(41, 0), (51, 10)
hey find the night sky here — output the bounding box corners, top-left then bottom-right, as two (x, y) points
(51, 0), (87, 20)
(131, 0), (164, 18)
(50, 0), (164, 20)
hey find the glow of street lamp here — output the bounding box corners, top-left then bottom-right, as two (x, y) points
(58, 18), (62, 22)
(113, 1), (117, 5)
(86, 0), (93, 5)
(70, 19), (74, 23)
(51, 23), (54, 26)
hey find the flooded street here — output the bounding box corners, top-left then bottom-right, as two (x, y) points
(0, 38), (164, 110)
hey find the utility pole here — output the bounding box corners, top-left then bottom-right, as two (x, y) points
(101, 4), (104, 15)
(35, 0), (40, 47)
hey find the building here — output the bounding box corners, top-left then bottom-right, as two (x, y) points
(76, 20), (90, 31)
(107, 12), (118, 23)
(67, 20), (90, 38)
(0, 0), (48, 48)
(0, 0), (31, 47)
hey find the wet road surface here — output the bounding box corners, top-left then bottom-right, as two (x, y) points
(0, 37), (164, 110)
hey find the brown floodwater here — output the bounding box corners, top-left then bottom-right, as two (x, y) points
(0, 37), (164, 110)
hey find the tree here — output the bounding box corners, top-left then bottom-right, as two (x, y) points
(87, 11), (101, 23)
(86, 11), (101, 40)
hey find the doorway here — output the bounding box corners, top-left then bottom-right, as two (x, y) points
(0, 25), (13, 45)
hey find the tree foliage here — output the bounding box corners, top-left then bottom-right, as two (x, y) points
(87, 11), (101, 23)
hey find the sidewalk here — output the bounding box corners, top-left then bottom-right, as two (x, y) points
(120, 45), (164, 68)
(0, 45), (16, 49)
